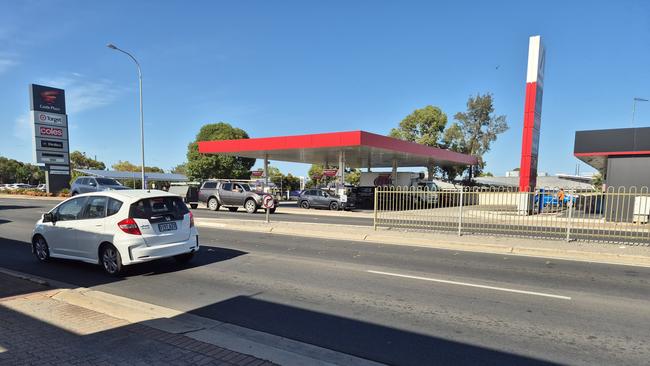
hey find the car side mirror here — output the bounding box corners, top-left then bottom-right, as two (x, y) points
(43, 212), (55, 223)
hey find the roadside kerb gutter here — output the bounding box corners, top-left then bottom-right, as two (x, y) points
(196, 218), (650, 268)
(0, 267), (383, 366)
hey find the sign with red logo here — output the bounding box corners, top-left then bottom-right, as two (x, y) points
(30, 84), (66, 114)
(39, 126), (63, 137)
(250, 170), (264, 177)
(323, 169), (339, 177)
(33, 111), (67, 127)
(34, 124), (67, 140)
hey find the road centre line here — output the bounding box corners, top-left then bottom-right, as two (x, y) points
(367, 270), (572, 300)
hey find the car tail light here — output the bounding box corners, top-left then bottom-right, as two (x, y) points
(118, 218), (141, 235)
(189, 211), (194, 228)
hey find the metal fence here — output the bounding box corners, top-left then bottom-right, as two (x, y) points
(374, 186), (650, 245)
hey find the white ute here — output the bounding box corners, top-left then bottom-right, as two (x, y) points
(32, 190), (199, 275)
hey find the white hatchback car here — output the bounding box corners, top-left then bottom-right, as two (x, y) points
(32, 190), (199, 275)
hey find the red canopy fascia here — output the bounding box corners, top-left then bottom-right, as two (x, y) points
(198, 130), (478, 168)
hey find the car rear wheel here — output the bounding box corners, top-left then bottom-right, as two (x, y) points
(228, 207), (238, 212)
(300, 200), (310, 209)
(245, 199), (258, 214)
(190, 204), (198, 209)
(208, 198), (220, 211)
(33, 236), (50, 262)
(174, 252), (195, 264)
(269, 207), (276, 214)
(101, 244), (123, 276)
(329, 201), (339, 211)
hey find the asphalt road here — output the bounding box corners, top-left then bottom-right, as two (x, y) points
(1, 197), (650, 365)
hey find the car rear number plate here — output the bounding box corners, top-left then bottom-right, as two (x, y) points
(158, 222), (177, 232)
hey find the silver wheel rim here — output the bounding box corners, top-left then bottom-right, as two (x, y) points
(301, 201), (308, 209)
(102, 247), (118, 274)
(246, 200), (255, 212)
(35, 238), (48, 260)
(330, 202), (337, 210)
(209, 199), (217, 210)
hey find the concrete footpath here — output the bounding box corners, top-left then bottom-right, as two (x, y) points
(195, 217), (650, 268)
(0, 268), (381, 366)
(0, 271), (275, 366)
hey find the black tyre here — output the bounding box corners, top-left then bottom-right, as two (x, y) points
(269, 207), (276, 214)
(207, 198), (220, 211)
(100, 244), (123, 276)
(228, 207), (238, 212)
(71, 191), (78, 196)
(190, 204), (198, 209)
(329, 201), (339, 211)
(300, 200), (310, 209)
(33, 235), (50, 262)
(245, 199), (258, 214)
(174, 252), (195, 264)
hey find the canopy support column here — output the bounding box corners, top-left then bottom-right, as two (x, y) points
(338, 150), (346, 186)
(391, 158), (397, 186)
(264, 154), (269, 190)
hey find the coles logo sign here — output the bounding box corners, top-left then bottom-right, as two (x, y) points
(39, 126), (64, 137)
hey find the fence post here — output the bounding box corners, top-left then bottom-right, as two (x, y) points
(566, 199), (573, 242)
(457, 187), (464, 236)
(373, 187), (378, 231)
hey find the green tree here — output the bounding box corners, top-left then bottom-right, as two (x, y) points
(592, 173), (604, 191)
(70, 151), (106, 170)
(186, 122), (255, 180)
(389, 105), (448, 179)
(171, 163), (188, 175)
(345, 168), (360, 185)
(0, 157), (44, 184)
(448, 93), (508, 177)
(111, 160), (164, 173)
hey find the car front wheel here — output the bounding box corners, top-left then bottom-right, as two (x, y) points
(329, 201), (339, 211)
(101, 244), (123, 276)
(33, 236), (50, 262)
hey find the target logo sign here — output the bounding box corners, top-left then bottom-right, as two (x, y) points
(39, 114), (47, 122)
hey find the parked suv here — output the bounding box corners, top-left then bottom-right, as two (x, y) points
(71, 177), (128, 195)
(198, 180), (278, 214)
(299, 189), (352, 211)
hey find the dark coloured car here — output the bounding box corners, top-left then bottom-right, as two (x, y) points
(71, 177), (128, 196)
(298, 189), (352, 211)
(198, 180), (278, 214)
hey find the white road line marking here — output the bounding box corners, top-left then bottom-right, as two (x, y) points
(367, 270), (572, 300)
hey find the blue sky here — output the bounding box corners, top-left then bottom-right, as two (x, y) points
(1, 0), (649, 177)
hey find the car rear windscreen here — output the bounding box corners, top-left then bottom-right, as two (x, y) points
(129, 196), (189, 220)
(96, 178), (121, 186)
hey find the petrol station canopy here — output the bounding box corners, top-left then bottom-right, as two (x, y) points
(198, 130), (478, 168)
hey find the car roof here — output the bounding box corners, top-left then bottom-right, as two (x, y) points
(73, 189), (178, 202)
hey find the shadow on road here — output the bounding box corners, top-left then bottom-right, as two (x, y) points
(0, 236), (247, 287)
(0, 205), (41, 211)
(189, 295), (558, 366)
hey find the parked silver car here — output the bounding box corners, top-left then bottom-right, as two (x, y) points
(298, 189), (351, 211)
(71, 177), (128, 196)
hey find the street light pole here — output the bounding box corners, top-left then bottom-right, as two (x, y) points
(632, 97), (648, 127)
(107, 43), (146, 190)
